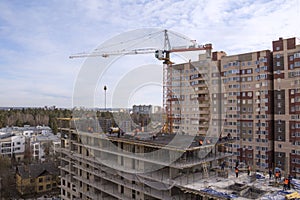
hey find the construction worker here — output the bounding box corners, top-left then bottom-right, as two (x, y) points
(283, 178), (289, 190)
(235, 167), (239, 178)
(221, 161), (225, 171)
(275, 171), (279, 182)
(235, 160), (239, 168)
(247, 165), (251, 176)
(288, 174), (292, 190)
(269, 169), (272, 179)
(199, 140), (203, 146)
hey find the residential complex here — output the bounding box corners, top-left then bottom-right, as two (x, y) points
(169, 37), (300, 178)
(59, 37), (300, 200)
(0, 125), (60, 162)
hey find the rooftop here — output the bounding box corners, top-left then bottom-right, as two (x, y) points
(87, 131), (234, 151)
(17, 162), (59, 179)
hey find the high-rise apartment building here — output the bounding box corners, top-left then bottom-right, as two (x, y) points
(170, 37), (300, 177)
(170, 53), (222, 138)
(272, 37), (300, 178)
(220, 50), (274, 171)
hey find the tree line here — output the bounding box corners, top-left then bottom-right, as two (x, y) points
(0, 108), (72, 133)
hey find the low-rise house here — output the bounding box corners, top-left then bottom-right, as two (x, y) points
(16, 163), (59, 196)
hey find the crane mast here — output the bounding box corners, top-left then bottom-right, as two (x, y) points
(70, 30), (212, 134)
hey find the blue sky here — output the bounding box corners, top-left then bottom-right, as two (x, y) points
(0, 0), (299, 108)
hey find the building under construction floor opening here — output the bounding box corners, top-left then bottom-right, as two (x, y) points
(59, 118), (234, 200)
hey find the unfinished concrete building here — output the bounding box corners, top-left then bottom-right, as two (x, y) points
(59, 118), (233, 200)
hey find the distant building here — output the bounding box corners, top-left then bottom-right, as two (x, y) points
(0, 132), (25, 161)
(0, 125), (59, 162)
(0, 125), (52, 137)
(30, 132), (61, 161)
(132, 105), (152, 115)
(16, 163), (59, 196)
(152, 105), (163, 113)
(30, 141), (44, 161)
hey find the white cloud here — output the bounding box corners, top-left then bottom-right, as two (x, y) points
(0, 0), (299, 107)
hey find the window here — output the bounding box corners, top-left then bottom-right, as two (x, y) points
(290, 56), (294, 61)
(276, 62), (280, 67)
(295, 62), (300, 67)
(276, 54), (281, 58)
(132, 190), (136, 199)
(278, 103), (281, 108)
(294, 52), (300, 58)
(46, 184), (51, 189)
(39, 178), (43, 183)
(278, 160), (282, 165)
(291, 64), (294, 69)
(46, 176), (51, 181)
(39, 185), (43, 191)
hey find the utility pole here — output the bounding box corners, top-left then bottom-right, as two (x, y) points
(104, 85), (107, 111)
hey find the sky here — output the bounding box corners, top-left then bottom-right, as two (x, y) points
(0, 0), (300, 108)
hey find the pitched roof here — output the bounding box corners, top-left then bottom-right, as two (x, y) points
(17, 163), (58, 179)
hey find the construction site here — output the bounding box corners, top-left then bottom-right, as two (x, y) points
(60, 29), (300, 199)
(59, 118), (300, 200)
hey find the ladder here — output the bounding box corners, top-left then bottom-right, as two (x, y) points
(202, 162), (209, 178)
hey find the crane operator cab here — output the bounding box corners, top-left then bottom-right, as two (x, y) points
(155, 50), (165, 60)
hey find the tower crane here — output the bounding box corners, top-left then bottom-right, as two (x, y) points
(70, 30), (212, 134)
